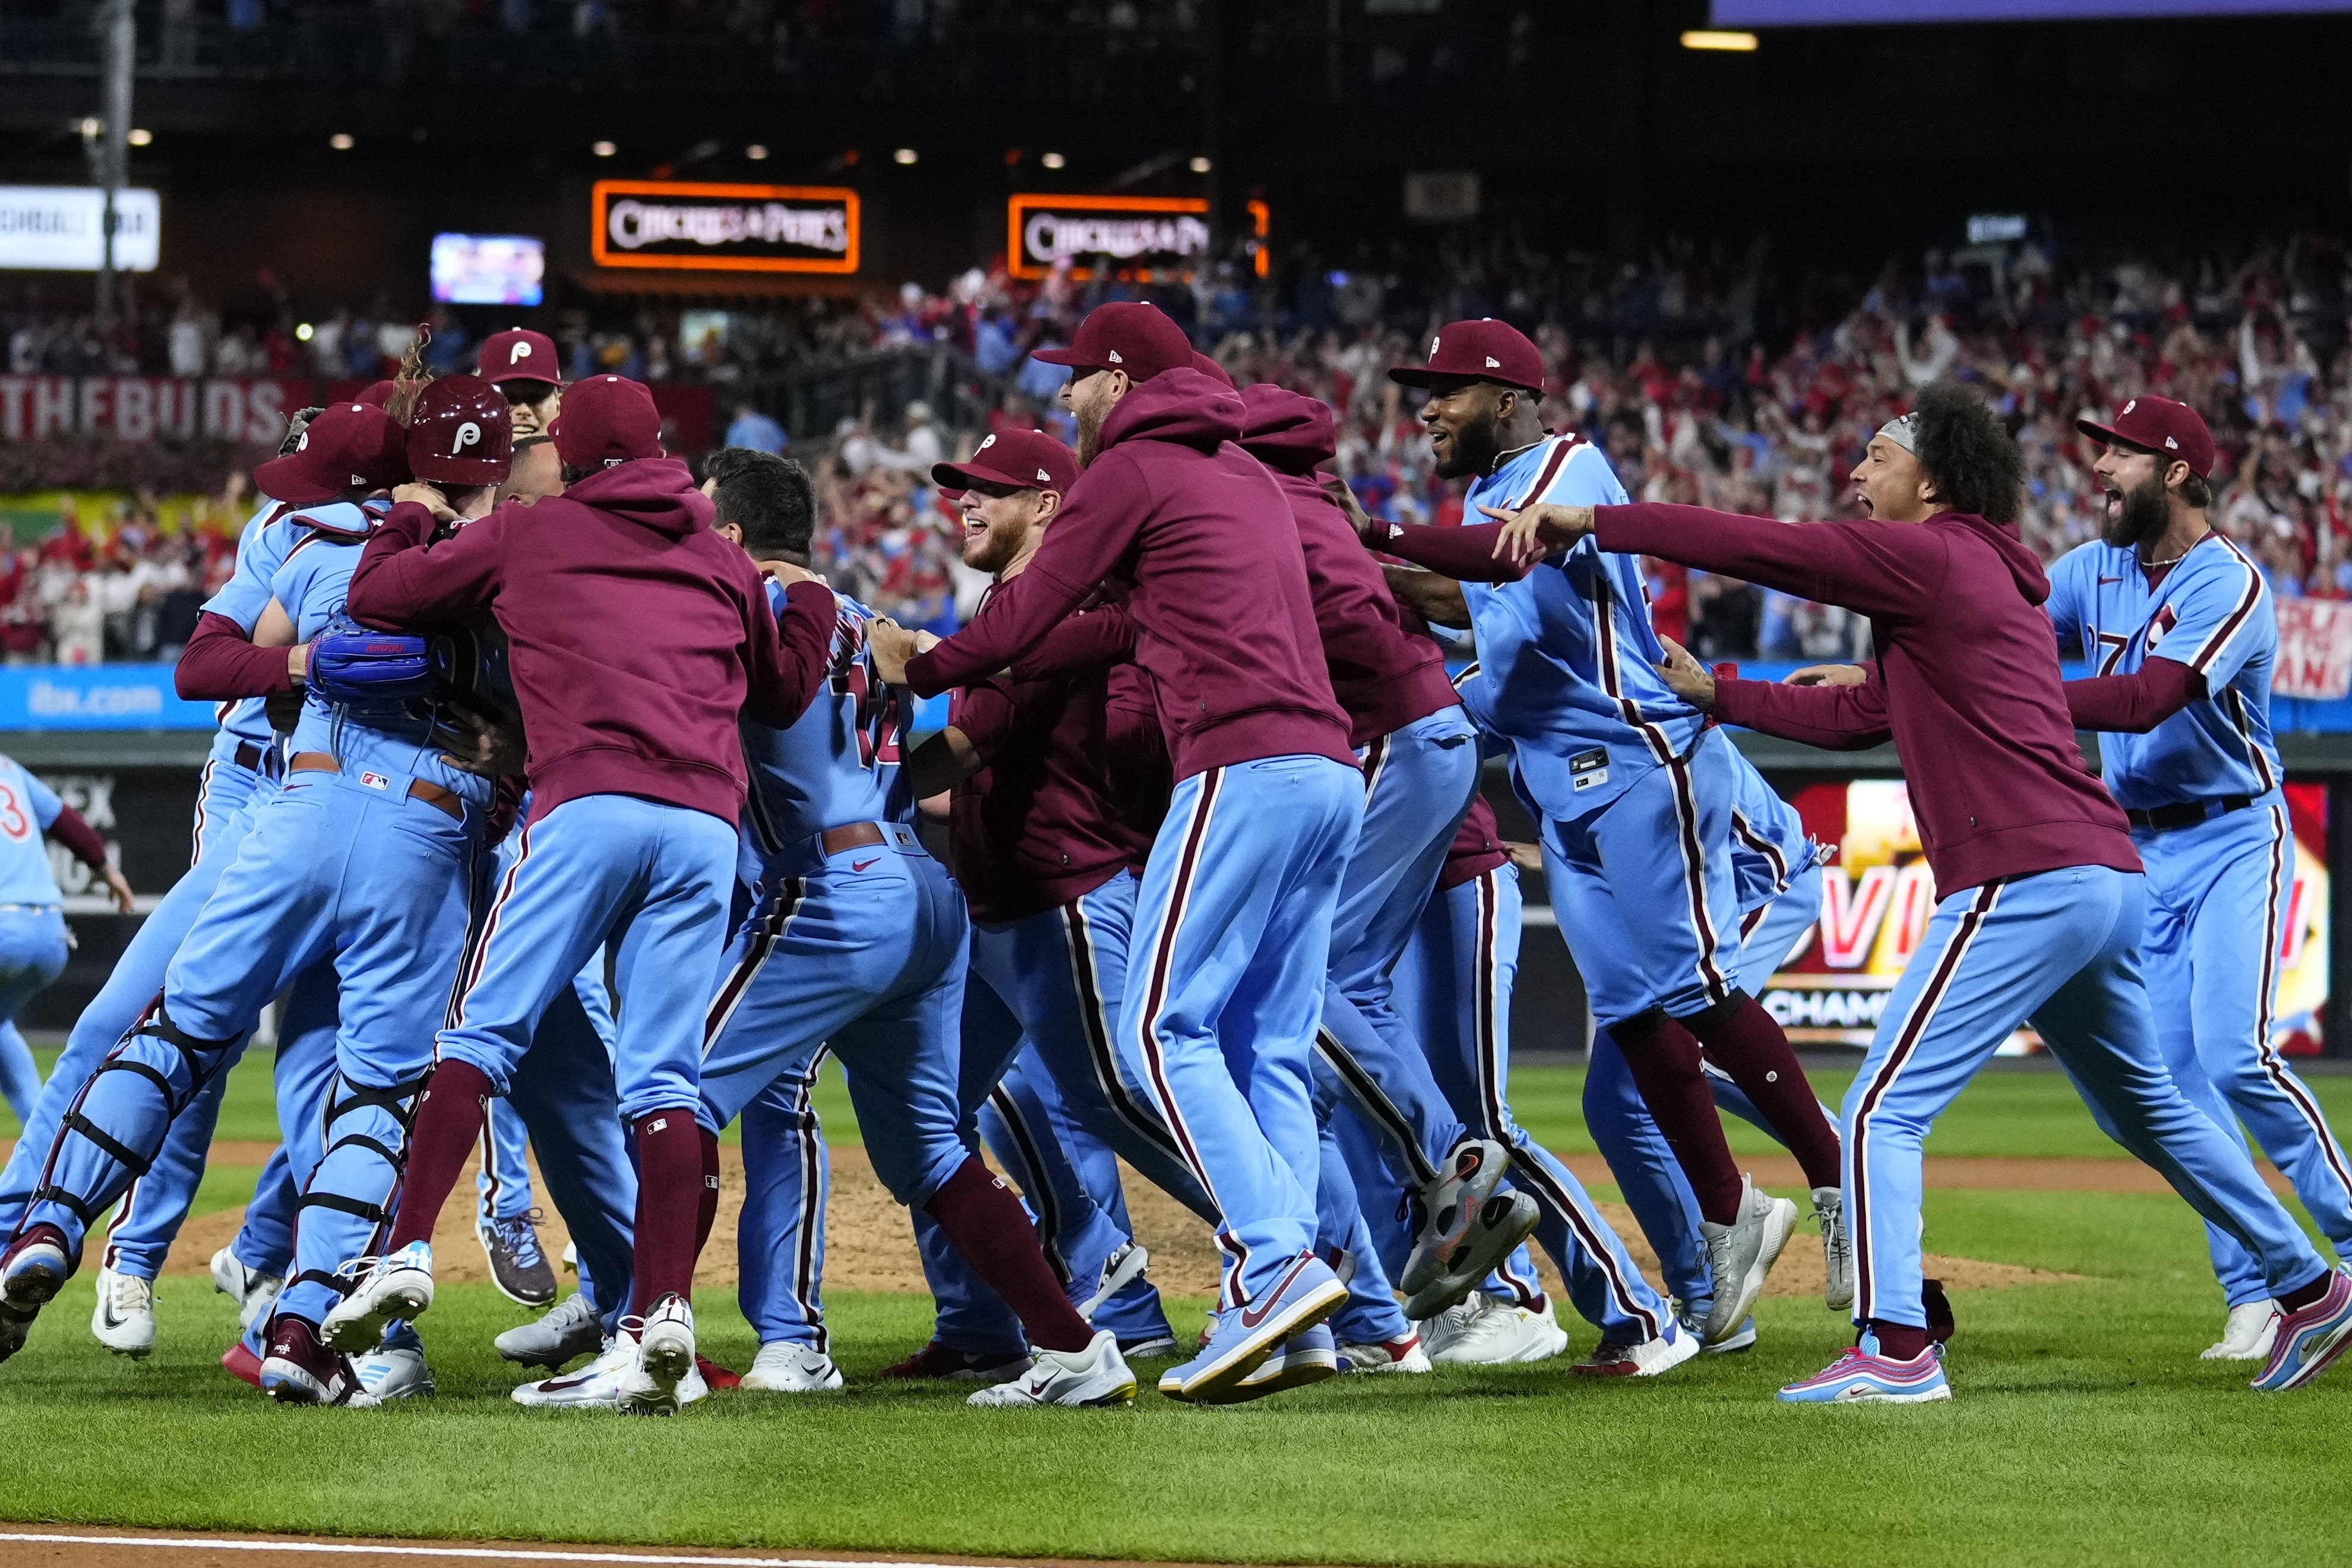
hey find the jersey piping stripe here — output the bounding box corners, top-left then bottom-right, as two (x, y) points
(1730, 807), (1793, 896)
(1506, 435), (1580, 513)
(984, 1082), (1069, 1284)
(2185, 534), (2264, 676)
(1590, 575), (1678, 765)
(1662, 751), (1733, 1005)
(1464, 867), (1659, 1336)
(451, 826), (538, 1033)
(2251, 804), (2352, 1203)
(1358, 733), (1392, 802)
(701, 877), (807, 1049)
(1314, 1026), (1441, 1187)
(1059, 897), (1188, 1165)
(2224, 687), (2278, 794)
(1848, 878), (2002, 1325)
(1130, 768), (1236, 1298)
(188, 757), (219, 869)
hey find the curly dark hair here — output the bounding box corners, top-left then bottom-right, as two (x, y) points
(1910, 381), (2024, 524)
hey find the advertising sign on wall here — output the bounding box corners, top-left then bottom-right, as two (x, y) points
(0, 186), (161, 273)
(1007, 195), (1269, 281)
(590, 181), (859, 274)
(0, 377), (292, 444)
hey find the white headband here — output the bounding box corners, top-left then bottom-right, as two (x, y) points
(1877, 413), (1920, 455)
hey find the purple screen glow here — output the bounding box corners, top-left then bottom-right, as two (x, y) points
(1714, 1), (2350, 23)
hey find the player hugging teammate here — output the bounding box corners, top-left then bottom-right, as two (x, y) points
(1, 307), (2347, 1411)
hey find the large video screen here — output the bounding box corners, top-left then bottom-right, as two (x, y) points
(1760, 779), (2331, 1054)
(430, 233), (545, 306)
(1715, 2), (2352, 21)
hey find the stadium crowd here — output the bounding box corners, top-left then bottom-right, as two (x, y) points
(7, 231), (2352, 650)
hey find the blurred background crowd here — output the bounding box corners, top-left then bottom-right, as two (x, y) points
(8, 229), (2352, 659)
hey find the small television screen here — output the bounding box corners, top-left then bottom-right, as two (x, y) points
(431, 233), (545, 306)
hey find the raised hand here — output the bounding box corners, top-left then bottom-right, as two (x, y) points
(1478, 502), (1595, 568)
(1654, 634), (1717, 709)
(867, 617), (921, 686)
(1785, 662), (1869, 688)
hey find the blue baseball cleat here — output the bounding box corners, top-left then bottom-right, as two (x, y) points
(1776, 1332), (1950, 1403)
(0, 1229), (70, 1363)
(1158, 1252), (1346, 1403)
(2250, 1270), (2352, 1393)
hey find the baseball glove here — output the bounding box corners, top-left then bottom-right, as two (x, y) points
(308, 616), (440, 715)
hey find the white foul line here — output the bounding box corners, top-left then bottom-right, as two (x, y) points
(0, 1535), (979, 1568)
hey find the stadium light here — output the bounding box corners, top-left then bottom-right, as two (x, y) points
(592, 140), (617, 158)
(128, 128), (152, 147)
(1190, 157), (1212, 173)
(329, 132), (355, 150)
(1041, 151), (1066, 170)
(1681, 30), (1758, 51)
(893, 147), (918, 165)
(295, 323), (313, 342)
(746, 144), (769, 161)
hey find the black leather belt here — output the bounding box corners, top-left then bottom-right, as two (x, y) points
(2125, 795), (2253, 833)
(233, 741), (270, 772)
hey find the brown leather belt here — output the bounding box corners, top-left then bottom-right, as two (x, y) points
(818, 821), (888, 858)
(233, 741), (271, 772)
(289, 751), (464, 821)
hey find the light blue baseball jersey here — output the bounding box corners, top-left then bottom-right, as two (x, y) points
(740, 581), (912, 862)
(0, 754), (65, 906)
(267, 501), (491, 810)
(2046, 533), (2280, 810)
(1455, 435), (1705, 821)
(1724, 742), (1814, 914)
(198, 498), (304, 758)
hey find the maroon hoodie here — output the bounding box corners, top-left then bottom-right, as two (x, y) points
(1237, 385), (1459, 748)
(1592, 502), (2139, 896)
(905, 367), (1352, 781)
(347, 457), (834, 827)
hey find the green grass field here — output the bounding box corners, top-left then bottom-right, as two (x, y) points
(3, 1054), (2350, 1567)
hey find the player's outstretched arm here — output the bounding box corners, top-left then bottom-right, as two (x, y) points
(1586, 501), (1950, 621)
(1383, 565), (1471, 628)
(346, 500), (504, 631)
(175, 610), (299, 701)
(2063, 658), (2204, 735)
(743, 575), (837, 730)
(1011, 602), (1136, 682)
(900, 725), (987, 801)
(1707, 659), (1895, 751)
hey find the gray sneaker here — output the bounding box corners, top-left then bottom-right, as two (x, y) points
(1699, 1176), (1798, 1347)
(1812, 1186), (1855, 1311)
(1399, 1137), (1541, 1320)
(479, 1212), (558, 1307)
(495, 1289), (605, 1370)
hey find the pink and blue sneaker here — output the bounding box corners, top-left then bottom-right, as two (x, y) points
(2250, 1269), (2352, 1393)
(1776, 1331), (1950, 1403)
(1158, 1251), (1346, 1403)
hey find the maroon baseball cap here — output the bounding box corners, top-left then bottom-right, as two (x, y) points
(254, 402), (409, 505)
(2075, 395), (2215, 479)
(479, 328), (564, 389)
(933, 428), (1078, 496)
(1389, 318), (1546, 395)
(1031, 302), (1193, 382)
(549, 374), (662, 469)
(1190, 350), (1237, 389)
(355, 380), (397, 410)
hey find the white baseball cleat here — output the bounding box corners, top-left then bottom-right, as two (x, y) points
(1812, 1186), (1855, 1312)
(209, 1247), (283, 1332)
(1073, 1241), (1151, 1321)
(2202, 1300), (2282, 1362)
(742, 1342), (845, 1393)
(1699, 1177), (1798, 1346)
(353, 1344), (436, 1400)
(90, 1265), (156, 1358)
(1421, 1291), (1570, 1366)
(618, 1293), (696, 1416)
(495, 1290), (605, 1370)
(968, 1328), (1137, 1407)
(1572, 1317), (1700, 1379)
(321, 1241), (434, 1353)
(1339, 1331), (1431, 1373)
(512, 1334), (710, 1409)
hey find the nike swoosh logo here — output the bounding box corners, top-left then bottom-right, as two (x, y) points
(1238, 1256), (1314, 1330)
(850, 858), (879, 872)
(2098, 576), (2126, 584)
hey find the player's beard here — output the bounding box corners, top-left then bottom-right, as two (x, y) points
(2101, 471), (2171, 551)
(1075, 400), (1109, 469)
(1434, 410), (1502, 480)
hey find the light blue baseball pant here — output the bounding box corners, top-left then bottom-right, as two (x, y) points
(0, 909), (67, 1128)
(1383, 859), (1674, 1343)
(1582, 865), (1831, 1317)
(1310, 707), (1480, 1177)
(1846, 864), (2329, 1330)
(736, 1051), (832, 1350)
(0, 757), (271, 1255)
(21, 769), (480, 1338)
(1114, 754), (1360, 1310)
(701, 833), (970, 1346)
(437, 795), (736, 1125)
(507, 973), (637, 1332)
(475, 959), (618, 1230)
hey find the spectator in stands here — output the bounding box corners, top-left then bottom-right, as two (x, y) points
(49, 582), (103, 667)
(725, 402), (788, 454)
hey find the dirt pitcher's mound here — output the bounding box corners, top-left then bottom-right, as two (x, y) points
(162, 1144), (2076, 1306)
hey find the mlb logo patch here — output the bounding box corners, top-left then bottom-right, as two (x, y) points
(359, 770), (390, 791)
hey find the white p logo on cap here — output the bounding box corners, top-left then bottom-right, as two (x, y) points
(452, 421), (482, 454)
(510, 342), (532, 366)
(979, 435), (996, 448)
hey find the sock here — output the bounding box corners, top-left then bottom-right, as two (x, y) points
(1923, 1278), (1955, 1344)
(694, 1126), (721, 1256)
(925, 1157), (1093, 1354)
(385, 1061), (493, 1251)
(1867, 1319), (1933, 1361)
(2280, 1270), (2332, 1314)
(1686, 994), (1842, 1190)
(628, 1110), (705, 1319)
(1608, 1015), (1744, 1225)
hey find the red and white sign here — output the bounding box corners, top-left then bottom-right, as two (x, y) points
(0, 377), (293, 445)
(2273, 597), (2352, 701)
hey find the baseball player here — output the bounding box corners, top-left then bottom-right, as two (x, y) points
(0, 758), (130, 1129)
(0, 399), (500, 1407)
(873, 302), (1365, 1403)
(2048, 394), (2352, 1360)
(478, 327), (563, 440)
(328, 375), (834, 1416)
(1356, 318), (1836, 1358)
(1490, 381), (2352, 1401)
